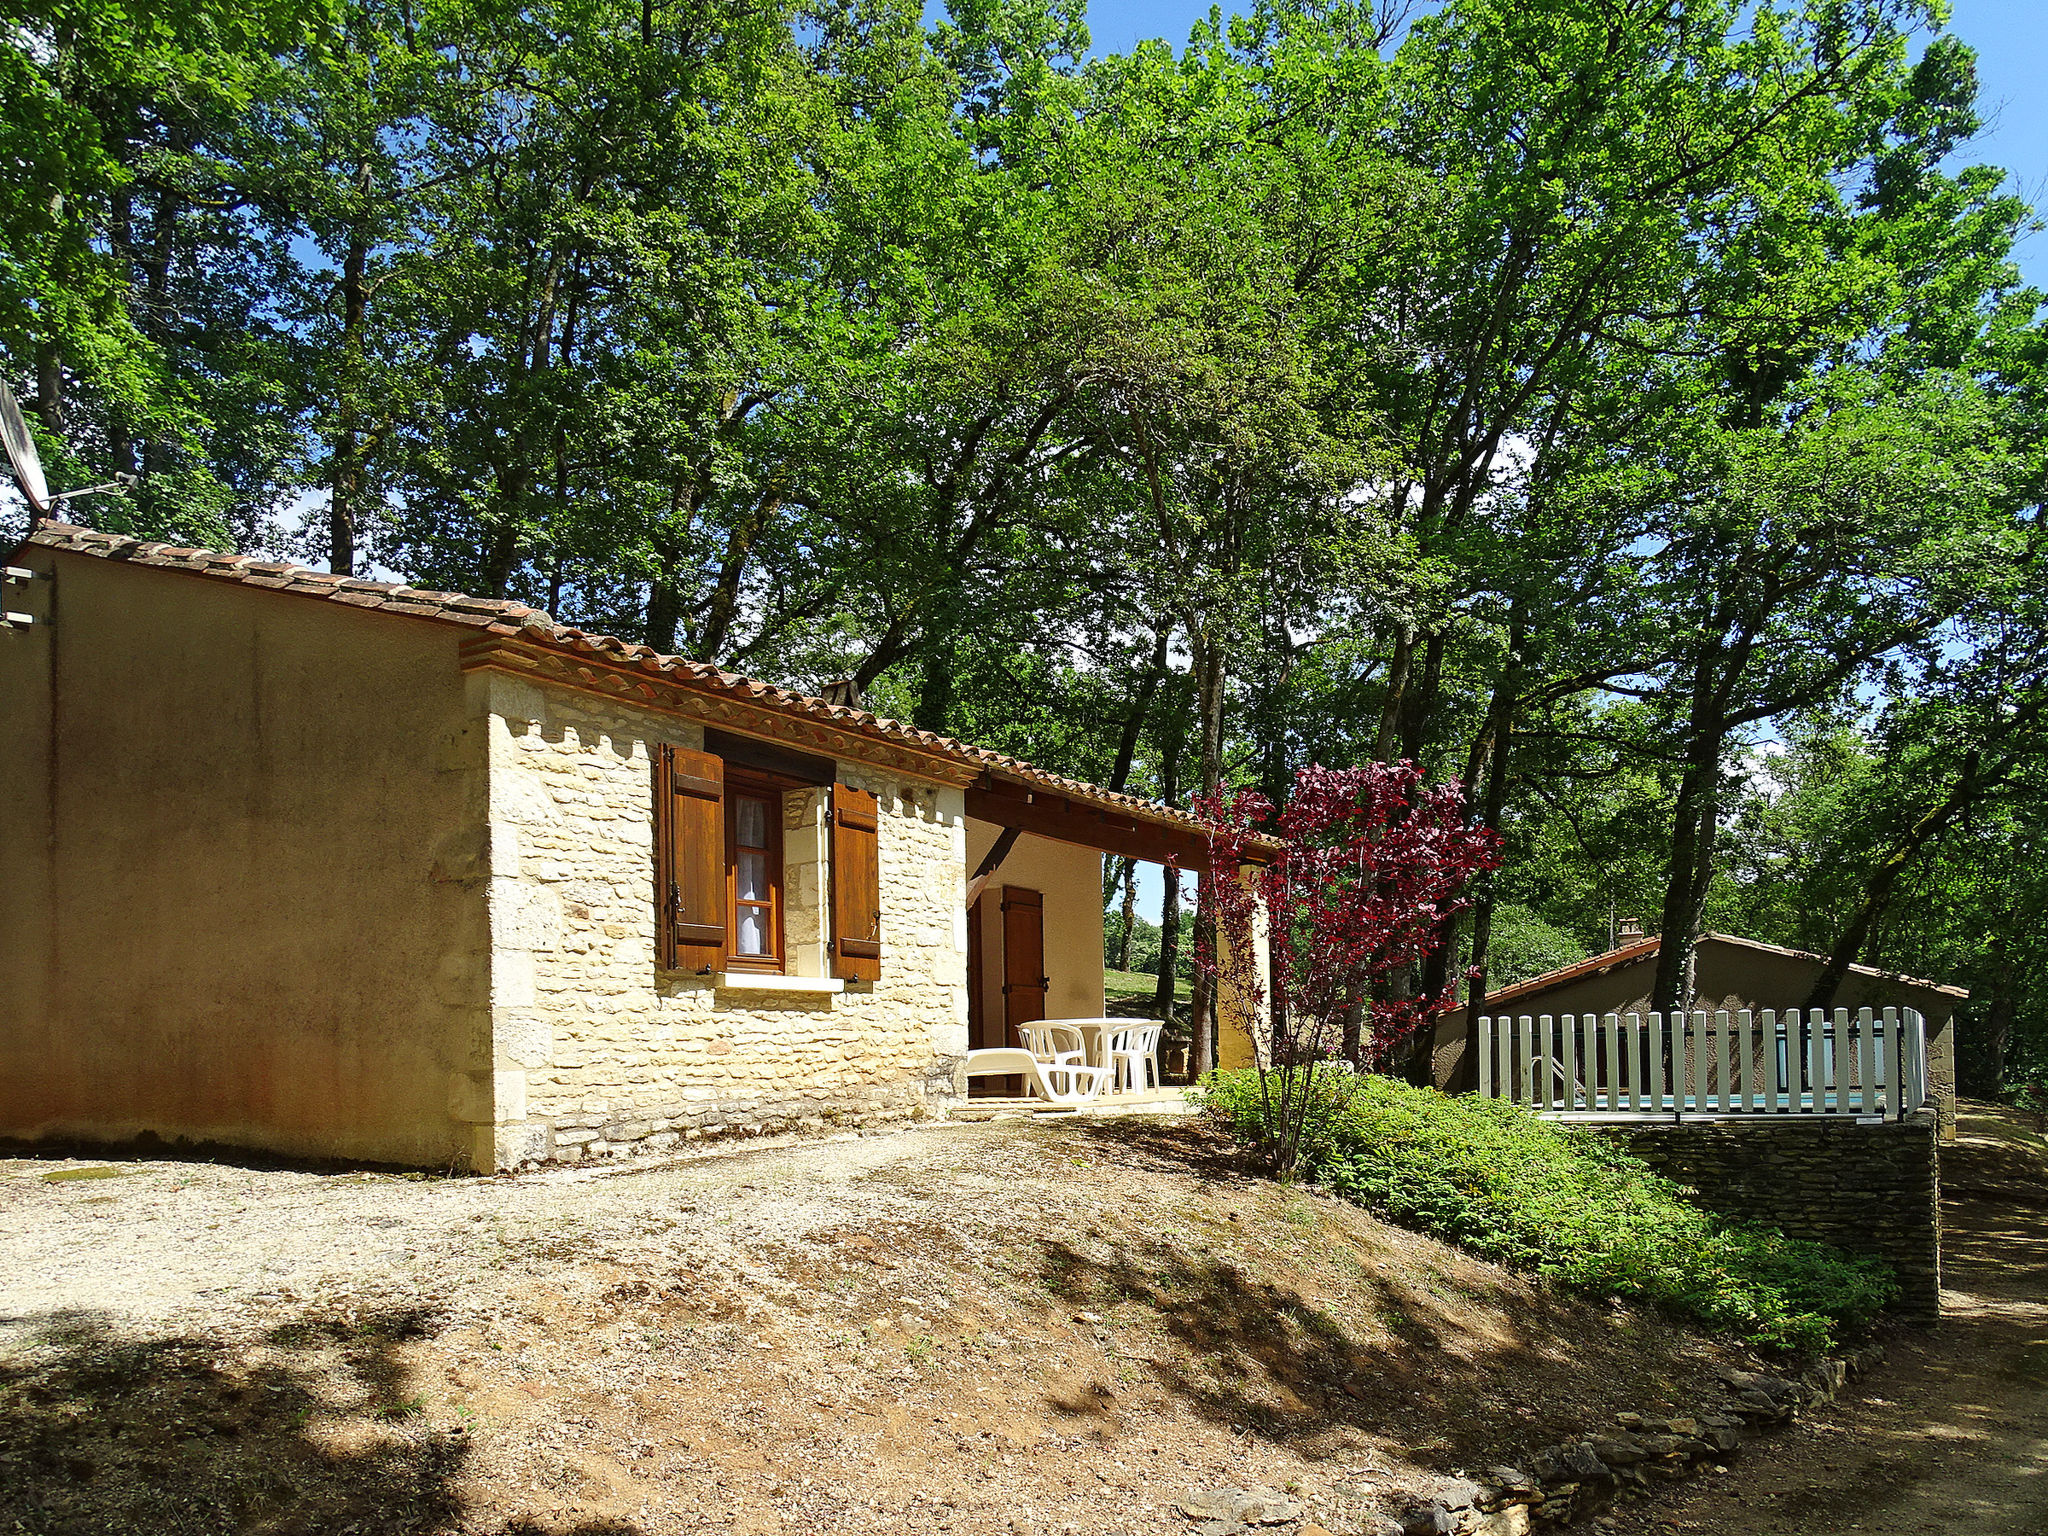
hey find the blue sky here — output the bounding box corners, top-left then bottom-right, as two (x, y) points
(1933, 0), (2048, 292)
(1082, 0), (2048, 289)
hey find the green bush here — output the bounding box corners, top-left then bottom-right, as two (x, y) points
(1199, 1068), (1897, 1354)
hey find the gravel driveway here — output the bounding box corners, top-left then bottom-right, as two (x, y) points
(5, 1126), (957, 1336)
(2, 1118), (1741, 1536)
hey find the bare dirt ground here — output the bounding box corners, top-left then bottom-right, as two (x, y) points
(1605, 1102), (2048, 1536)
(1, 1116), (1751, 1536)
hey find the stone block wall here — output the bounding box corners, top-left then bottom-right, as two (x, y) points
(473, 672), (969, 1170)
(1597, 1110), (1941, 1319)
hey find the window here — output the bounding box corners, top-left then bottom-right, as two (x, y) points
(653, 743), (880, 983)
(725, 774), (783, 972)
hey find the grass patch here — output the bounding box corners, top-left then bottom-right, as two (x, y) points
(41, 1166), (133, 1183)
(1200, 1069), (1896, 1355)
(1104, 968), (1187, 1003)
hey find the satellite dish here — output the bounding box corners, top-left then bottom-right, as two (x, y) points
(0, 377), (50, 515)
(0, 376), (132, 523)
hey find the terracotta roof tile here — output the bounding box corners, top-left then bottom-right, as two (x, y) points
(22, 521), (1241, 847)
(1476, 937), (1663, 1010)
(1474, 930), (1968, 1010)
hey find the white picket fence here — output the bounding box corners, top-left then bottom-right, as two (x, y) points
(1475, 1007), (1927, 1121)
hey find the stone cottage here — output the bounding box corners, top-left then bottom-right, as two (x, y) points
(0, 524), (1245, 1173)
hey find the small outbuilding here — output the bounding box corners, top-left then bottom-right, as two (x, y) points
(0, 524), (1253, 1172)
(1429, 930), (1966, 1138)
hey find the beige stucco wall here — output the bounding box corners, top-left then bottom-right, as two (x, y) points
(1214, 867), (1269, 1071)
(0, 550), (490, 1168)
(962, 822), (1105, 1034)
(480, 676), (970, 1169)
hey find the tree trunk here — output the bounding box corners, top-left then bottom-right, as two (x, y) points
(1651, 771), (1719, 1015)
(1340, 999), (1365, 1067)
(329, 222), (371, 576)
(1154, 864), (1182, 1027)
(1397, 629), (1446, 766)
(912, 636), (957, 735)
(1108, 624), (1170, 793)
(103, 170), (132, 483)
(1194, 631), (1226, 799)
(1652, 649), (1727, 1014)
(1374, 626), (1414, 763)
(546, 549), (566, 616)
(1113, 857), (1139, 972)
(1189, 632), (1227, 1076)
(1970, 931), (2017, 1096)
(1464, 620), (1525, 1014)
(1152, 711), (1185, 1024)
(645, 535), (685, 650)
(34, 343), (64, 437)
(133, 124), (185, 490)
(1805, 760), (1978, 1011)
(699, 490), (779, 661)
(480, 485), (526, 597)
(644, 478), (702, 649)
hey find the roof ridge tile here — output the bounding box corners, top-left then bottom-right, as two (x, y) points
(18, 521), (1238, 844)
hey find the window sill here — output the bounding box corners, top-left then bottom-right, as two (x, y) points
(711, 973), (846, 996)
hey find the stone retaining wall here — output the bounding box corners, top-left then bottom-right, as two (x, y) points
(1394, 1349), (1887, 1534)
(1595, 1110), (1940, 1318)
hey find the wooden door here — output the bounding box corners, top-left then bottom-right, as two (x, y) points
(967, 894), (1010, 1098)
(1001, 885), (1047, 1043)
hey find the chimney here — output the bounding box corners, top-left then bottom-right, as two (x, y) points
(820, 678), (867, 711)
(1617, 917), (1644, 942)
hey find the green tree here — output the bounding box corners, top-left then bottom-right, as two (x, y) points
(0, 0), (326, 543)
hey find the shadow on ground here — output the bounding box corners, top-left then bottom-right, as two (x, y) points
(1, 1136), (474, 1179)
(1065, 1114), (1261, 1186)
(1047, 1117), (1717, 1468)
(0, 1304), (634, 1536)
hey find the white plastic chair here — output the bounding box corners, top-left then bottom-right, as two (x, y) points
(1017, 1023), (1087, 1070)
(1106, 1021), (1163, 1094)
(956, 1047), (1109, 1104)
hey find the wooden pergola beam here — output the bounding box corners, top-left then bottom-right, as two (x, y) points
(964, 825), (1023, 909)
(964, 778), (1260, 868)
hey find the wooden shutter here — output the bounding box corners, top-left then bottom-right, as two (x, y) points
(830, 783), (881, 982)
(654, 744), (726, 975)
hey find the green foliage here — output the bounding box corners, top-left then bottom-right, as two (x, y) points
(0, 0), (324, 544)
(1104, 912), (1161, 974)
(3, 0), (2043, 1079)
(1455, 903), (1587, 987)
(1103, 896), (1192, 982)
(1201, 1069), (1897, 1354)
(2008, 1081), (2048, 1131)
